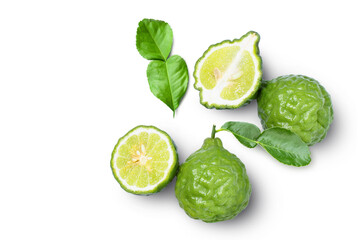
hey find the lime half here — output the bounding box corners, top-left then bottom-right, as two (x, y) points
(111, 125), (178, 195)
(194, 31), (262, 109)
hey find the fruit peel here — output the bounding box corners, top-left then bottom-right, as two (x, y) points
(257, 75), (333, 146)
(175, 137), (251, 222)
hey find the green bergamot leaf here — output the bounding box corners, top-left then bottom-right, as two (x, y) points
(257, 127), (311, 166)
(146, 55), (189, 115)
(221, 122), (261, 148)
(136, 19), (173, 61)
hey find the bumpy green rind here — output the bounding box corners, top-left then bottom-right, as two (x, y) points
(110, 125), (178, 195)
(257, 75), (333, 146)
(175, 138), (251, 222)
(193, 31), (262, 109)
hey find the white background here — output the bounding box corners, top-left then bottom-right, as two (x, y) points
(1, 0), (359, 239)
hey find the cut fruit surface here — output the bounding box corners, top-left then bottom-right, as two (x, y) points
(194, 31), (262, 109)
(111, 125), (178, 195)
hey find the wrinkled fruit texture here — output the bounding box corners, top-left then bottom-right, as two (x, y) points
(175, 138), (251, 223)
(257, 75), (333, 146)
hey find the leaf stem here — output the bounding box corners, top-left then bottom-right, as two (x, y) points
(211, 125), (216, 139)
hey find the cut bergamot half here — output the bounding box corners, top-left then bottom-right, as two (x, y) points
(194, 31), (262, 109)
(111, 125), (178, 195)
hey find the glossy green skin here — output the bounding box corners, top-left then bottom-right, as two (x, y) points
(257, 75), (333, 146)
(175, 138), (251, 223)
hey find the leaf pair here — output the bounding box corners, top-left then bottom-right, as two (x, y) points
(136, 19), (189, 116)
(220, 122), (311, 166)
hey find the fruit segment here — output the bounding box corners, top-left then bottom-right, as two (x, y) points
(194, 31), (262, 109)
(118, 132), (166, 184)
(111, 126), (178, 195)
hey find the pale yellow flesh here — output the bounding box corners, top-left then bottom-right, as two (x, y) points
(199, 46), (255, 101)
(116, 132), (170, 188)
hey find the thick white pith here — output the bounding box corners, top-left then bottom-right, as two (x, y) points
(112, 127), (176, 192)
(194, 33), (261, 107)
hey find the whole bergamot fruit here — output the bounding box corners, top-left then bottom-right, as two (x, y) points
(257, 75), (333, 146)
(175, 130), (251, 223)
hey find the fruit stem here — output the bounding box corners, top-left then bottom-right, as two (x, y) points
(211, 125), (216, 139)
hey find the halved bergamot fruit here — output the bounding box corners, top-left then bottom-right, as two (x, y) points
(111, 125), (178, 195)
(194, 31), (262, 109)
